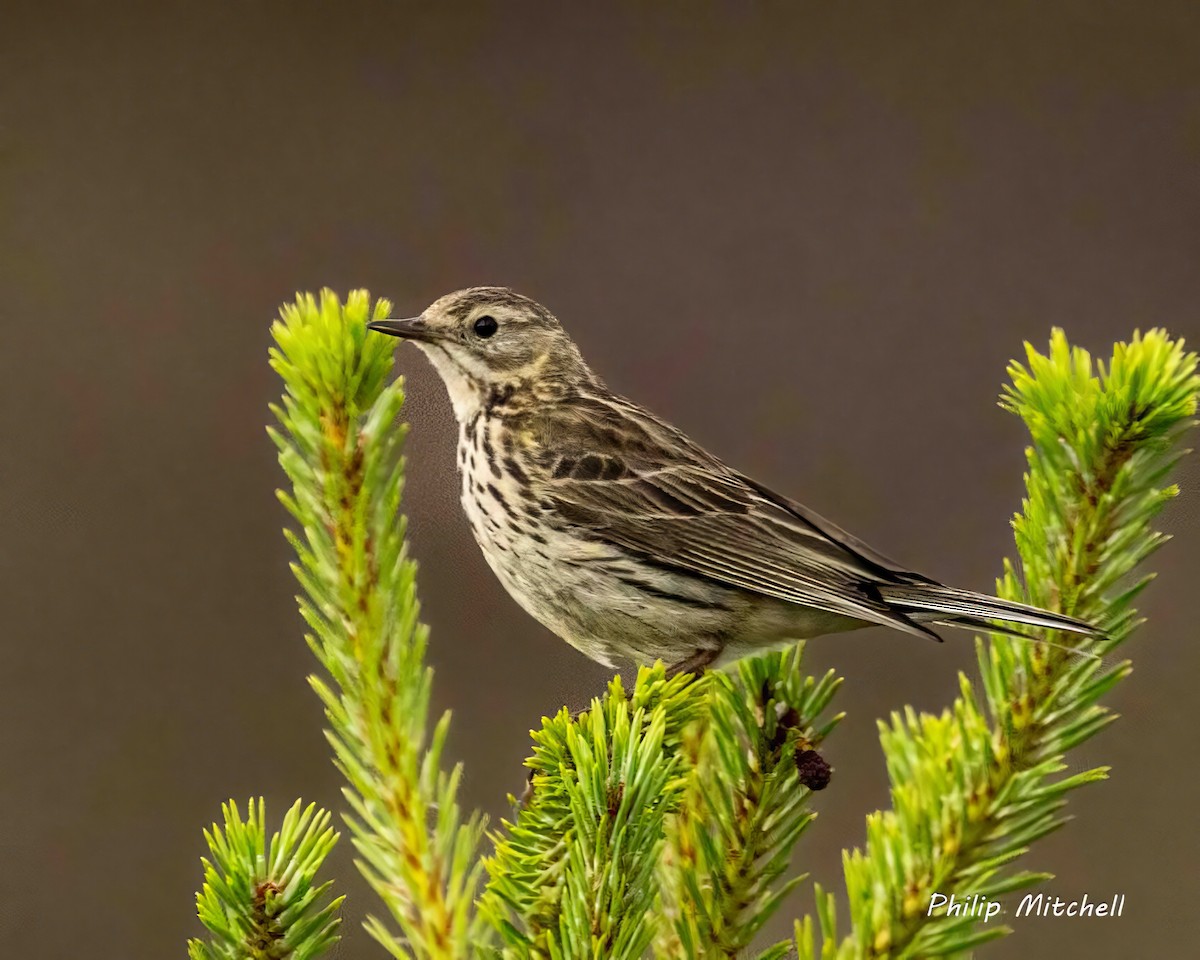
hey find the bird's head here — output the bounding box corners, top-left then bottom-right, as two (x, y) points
(368, 286), (593, 418)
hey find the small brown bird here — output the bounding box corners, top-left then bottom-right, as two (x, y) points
(369, 287), (1098, 675)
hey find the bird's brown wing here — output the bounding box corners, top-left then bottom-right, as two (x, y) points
(537, 396), (939, 638)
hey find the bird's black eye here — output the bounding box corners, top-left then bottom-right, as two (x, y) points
(473, 315), (498, 338)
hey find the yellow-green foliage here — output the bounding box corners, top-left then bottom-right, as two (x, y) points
(189, 293), (1195, 960)
(798, 330), (1198, 959)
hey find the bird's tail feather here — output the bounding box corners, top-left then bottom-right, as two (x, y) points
(878, 583), (1102, 639)
(923, 615), (1105, 662)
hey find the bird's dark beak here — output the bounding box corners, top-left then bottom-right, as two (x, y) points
(366, 317), (438, 342)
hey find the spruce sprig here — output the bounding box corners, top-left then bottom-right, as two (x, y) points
(657, 645), (843, 960)
(796, 329), (1198, 958)
(480, 666), (704, 959)
(480, 651), (843, 960)
(188, 799), (342, 960)
(267, 290), (488, 959)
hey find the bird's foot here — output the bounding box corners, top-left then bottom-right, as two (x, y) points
(665, 647), (720, 680)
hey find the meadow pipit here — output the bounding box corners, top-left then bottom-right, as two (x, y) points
(368, 287), (1097, 675)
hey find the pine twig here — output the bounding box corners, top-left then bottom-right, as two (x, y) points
(796, 329), (1198, 958)
(657, 645), (842, 960)
(268, 290), (488, 959)
(479, 667), (703, 960)
(188, 799), (342, 960)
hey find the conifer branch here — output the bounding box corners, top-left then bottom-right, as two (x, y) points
(478, 652), (842, 960)
(656, 646), (842, 960)
(796, 329), (1199, 958)
(479, 667), (704, 959)
(188, 799), (342, 960)
(268, 290), (488, 959)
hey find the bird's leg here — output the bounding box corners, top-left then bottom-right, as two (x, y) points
(665, 646), (720, 680)
(517, 767), (537, 811)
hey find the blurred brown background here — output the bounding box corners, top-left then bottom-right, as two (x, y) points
(2, 1), (1198, 956)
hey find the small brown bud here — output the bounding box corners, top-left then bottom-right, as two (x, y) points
(795, 748), (831, 790)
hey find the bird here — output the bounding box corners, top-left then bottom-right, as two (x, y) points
(367, 287), (1099, 676)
